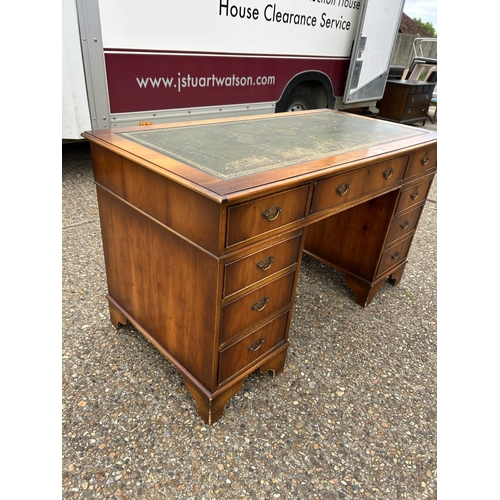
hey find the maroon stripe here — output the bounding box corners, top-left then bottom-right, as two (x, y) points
(104, 53), (349, 114)
(104, 48), (349, 60)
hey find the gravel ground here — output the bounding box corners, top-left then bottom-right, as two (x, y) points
(62, 114), (437, 499)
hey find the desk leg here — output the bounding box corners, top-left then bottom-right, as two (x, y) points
(183, 377), (244, 426)
(388, 263), (407, 285)
(183, 345), (288, 425)
(343, 274), (386, 307)
(108, 296), (128, 328)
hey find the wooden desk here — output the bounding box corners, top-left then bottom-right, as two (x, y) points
(83, 110), (437, 424)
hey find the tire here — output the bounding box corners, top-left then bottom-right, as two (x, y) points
(284, 90), (313, 112)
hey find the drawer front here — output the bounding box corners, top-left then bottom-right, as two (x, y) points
(219, 312), (288, 384)
(221, 271), (296, 343)
(377, 237), (413, 276)
(226, 185), (309, 247)
(223, 233), (302, 298)
(403, 106), (428, 119)
(386, 206), (423, 246)
(406, 93), (432, 106)
(405, 144), (437, 178)
(395, 177), (434, 214)
(311, 156), (407, 214)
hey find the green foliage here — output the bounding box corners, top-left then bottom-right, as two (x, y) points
(412, 17), (437, 38)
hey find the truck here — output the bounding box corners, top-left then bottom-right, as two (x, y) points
(62, 0), (406, 140)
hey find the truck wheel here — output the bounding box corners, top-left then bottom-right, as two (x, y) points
(284, 91), (313, 111)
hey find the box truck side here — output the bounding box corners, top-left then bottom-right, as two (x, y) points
(63, 0), (405, 140)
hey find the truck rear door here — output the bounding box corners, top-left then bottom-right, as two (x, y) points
(343, 0), (405, 105)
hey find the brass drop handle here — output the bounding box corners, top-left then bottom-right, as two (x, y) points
(410, 189), (420, 200)
(421, 155), (430, 166)
(251, 296), (270, 312)
(400, 220), (410, 229)
(391, 251), (400, 260)
(248, 337), (265, 352)
(262, 206), (282, 221)
(256, 256), (275, 271)
(336, 182), (350, 196)
(383, 168), (394, 179)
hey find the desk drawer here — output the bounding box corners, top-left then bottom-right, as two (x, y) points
(310, 156), (407, 214)
(405, 144), (437, 178)
(219, 312), (288, 384)
(386, 206), (423, 246)
(221, 271), (295, 343)
(223, 234), (302, 298)
(226, 185), (309, 247)
(377, 237), (413, 276)
(395, 177), (434, 215)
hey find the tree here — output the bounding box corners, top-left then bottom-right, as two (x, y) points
(412, 18), (437, 38)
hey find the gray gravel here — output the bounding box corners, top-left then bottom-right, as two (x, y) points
(62, 115), (437, 499)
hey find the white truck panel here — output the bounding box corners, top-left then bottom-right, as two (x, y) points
(98, 0), (362, 57)
(62, 0), (92, 140)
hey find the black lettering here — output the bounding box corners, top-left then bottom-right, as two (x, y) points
(337, 0), (361, 9)
(264, 4), (274, 21)
(219, 0), (228, 15)
(320, 12), (351, 29)
(220, 1), (259, 19)
(263, 4), (317, 26)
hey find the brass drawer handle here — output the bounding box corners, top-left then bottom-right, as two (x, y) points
(248, 337), (265, 351)
(256, 256), (275, 271)
(400, 220), (410, 229)
(421, 155), (430, 165)
(262, 206), (282, 221)
(336, 182), (350, 196)
(410, 189), (420, 200)
(391, 251), (401, 260)
(383, 168), (394, 179)
(251, 296), (270, 312)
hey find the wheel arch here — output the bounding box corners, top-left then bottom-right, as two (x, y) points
(275, 71), (336, 112)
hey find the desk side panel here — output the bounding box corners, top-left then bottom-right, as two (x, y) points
(91, 144), (223, 255)
(96, 187), (220, 390)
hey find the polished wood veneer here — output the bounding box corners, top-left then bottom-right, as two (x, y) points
(83, 110), (437, 424)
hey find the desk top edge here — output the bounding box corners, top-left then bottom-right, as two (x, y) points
(83, 110), (437, 202)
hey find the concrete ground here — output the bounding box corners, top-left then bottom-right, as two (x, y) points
(62, 114), (437, 499)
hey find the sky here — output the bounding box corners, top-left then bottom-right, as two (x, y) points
(403, 0), (437, 32)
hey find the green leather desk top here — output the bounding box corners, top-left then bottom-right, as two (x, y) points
(117, 111), (427, 180)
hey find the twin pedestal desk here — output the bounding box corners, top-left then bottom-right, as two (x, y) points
(83, 110), (437, 424)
